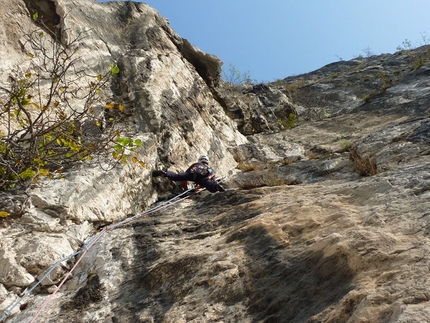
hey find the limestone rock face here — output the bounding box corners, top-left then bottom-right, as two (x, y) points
(0, 0), (244, 319)
(215, 83), (296, 134)
(1, 0), (430, 323)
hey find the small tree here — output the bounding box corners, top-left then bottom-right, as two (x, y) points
(362, 46), (374, 57)
(0, 15), (143, 192)
(222, 64), (252, 85)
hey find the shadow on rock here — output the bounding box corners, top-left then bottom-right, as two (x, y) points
(226, 225), (355, 323)
(111, 225), (172, 322)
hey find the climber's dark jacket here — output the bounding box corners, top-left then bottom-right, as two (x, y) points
(164, 162), (223, 192)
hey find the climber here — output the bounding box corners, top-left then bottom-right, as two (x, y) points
(152, 155), (225, 193)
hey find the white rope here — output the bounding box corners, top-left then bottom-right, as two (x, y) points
(0, 188), (196, 322)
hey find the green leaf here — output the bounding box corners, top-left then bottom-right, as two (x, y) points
(134, 139), (142, 147)
(39, 168), (49, 176)
(21, 97), (31, 106)
(113, 144), (123, 152)
(32, 12), (39, 21)
(111, 65), (120, 75)
(19, 167), (36, 180)
(116, 137), (132, 146)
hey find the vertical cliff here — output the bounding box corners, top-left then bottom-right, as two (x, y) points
(1, 1), (430, 323)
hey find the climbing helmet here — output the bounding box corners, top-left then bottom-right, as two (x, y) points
(198, 155), (210, 164)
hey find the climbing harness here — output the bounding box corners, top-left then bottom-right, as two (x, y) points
(190, 163), (211, 176)
(0, 188), (201, 323)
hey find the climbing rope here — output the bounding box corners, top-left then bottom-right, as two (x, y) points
(0, 188), (201, 323)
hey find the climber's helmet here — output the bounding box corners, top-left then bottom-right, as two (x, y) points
(198, 155), (209, 164)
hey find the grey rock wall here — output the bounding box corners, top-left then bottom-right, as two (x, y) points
(0, 0), (246, 320)
(1, 0), (430, 322)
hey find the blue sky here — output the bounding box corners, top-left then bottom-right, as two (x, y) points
(99, 0), (430, 82)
